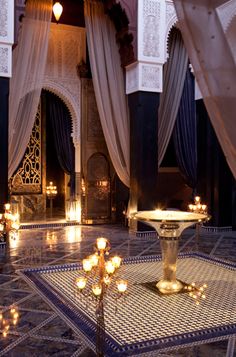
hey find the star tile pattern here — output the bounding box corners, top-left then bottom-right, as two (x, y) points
(0, 224), (235, 356)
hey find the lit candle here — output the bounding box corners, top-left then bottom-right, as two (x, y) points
(116, 279), (128, 293)
(202, 204), (207, 211)
(195, 196), (200, 203)
(96, 237), (107, 250)
(105, 261), (115, 274)
(82, 258), (92, 272)
(92, 283), (102, 296)
(76, 277), (87, 290)
(111, 256), (122, 269)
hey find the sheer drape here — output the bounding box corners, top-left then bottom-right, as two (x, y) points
(174, 0), (236, 179)
(158, 29), (188, 166)
(84, 0), (130, 187)
(45, 91), (75, 197)
(173, 69), (197, 190)
(9, 0), (52, 178)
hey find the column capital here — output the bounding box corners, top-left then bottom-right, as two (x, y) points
(126, 61), (163, 94)
(0, 0), (14, 77)
(125, 0), (178, 94)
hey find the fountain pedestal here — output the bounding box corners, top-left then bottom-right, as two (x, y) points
(134, 211), (208, 294)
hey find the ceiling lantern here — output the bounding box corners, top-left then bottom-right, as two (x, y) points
(53, 2), (63, 23)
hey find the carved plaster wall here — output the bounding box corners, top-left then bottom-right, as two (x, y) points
(43, 23), (86, 147)
(124, 0), (178, 93)
(0, 0), (14, 77)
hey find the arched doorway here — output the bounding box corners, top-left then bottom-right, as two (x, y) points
(44, 90), (75, 218)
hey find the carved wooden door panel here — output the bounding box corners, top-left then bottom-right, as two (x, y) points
(85, 153), (111, 223)
(81, 79), (114, 224)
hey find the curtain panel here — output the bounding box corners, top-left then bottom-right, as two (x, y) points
(84, 0), (130, 187)
(45, 91), (75, 197)
(173, 69), (197, 190)
(174, 0), (236, 180)
(158, 28), (188, 167)
(9, 0), (52, 178)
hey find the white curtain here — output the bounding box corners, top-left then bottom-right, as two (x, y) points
(158, 29), (188, 167)
(174, 0), (236, 179)
(84, 0), (130, 187)
(9, 0), (52, 178)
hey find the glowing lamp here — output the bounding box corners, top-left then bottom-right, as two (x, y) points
(96, 237), (107, 251)
(105, 261), (115, 275)
(76, 277), (87, 290)
(111, 256), (121, 269)
(82, 258), (92, 272)
(53, 2), (63, 22)
(92, 283), (102, 296)
(116, 280), (128, 293)
(4, 203), (10, 211)
(89, 254), (99, 267)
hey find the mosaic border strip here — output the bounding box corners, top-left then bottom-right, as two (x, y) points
(20, 222), (81, 230)
(18, 253), (236, 356)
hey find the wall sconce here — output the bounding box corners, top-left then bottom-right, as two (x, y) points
(53, 2), (63, 23)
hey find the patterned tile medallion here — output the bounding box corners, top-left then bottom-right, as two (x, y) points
(18, 253), (236, 356)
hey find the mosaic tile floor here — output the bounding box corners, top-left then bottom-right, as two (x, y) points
(0, 224), (235, 356)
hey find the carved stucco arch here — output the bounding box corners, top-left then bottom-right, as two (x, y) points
(165, 12), (178, 61)
(42, 80), (80, 146)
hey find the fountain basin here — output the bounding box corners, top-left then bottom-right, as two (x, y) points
(134, 210), (209, 294)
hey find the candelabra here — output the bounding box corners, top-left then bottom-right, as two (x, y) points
(0, 204), (20, 243)
(75, 237), (128, 357)
(188, 196), (208, 247)
(0, 306), (19, 338)
(46, 182), (57, 218)
(188, 196), (207, 214)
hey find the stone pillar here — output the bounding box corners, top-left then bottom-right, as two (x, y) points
(128, 91), (160, 231)
(0, 0), (14, 211)
(125, 0), (168, 231)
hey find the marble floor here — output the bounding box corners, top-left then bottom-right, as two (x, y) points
(0, 224), (235, 356)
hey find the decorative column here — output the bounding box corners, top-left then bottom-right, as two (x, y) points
(0, 0), (14, 211)
(125, 0), (171, 232)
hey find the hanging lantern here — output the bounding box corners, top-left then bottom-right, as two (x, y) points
(53, 2), (63, 23)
